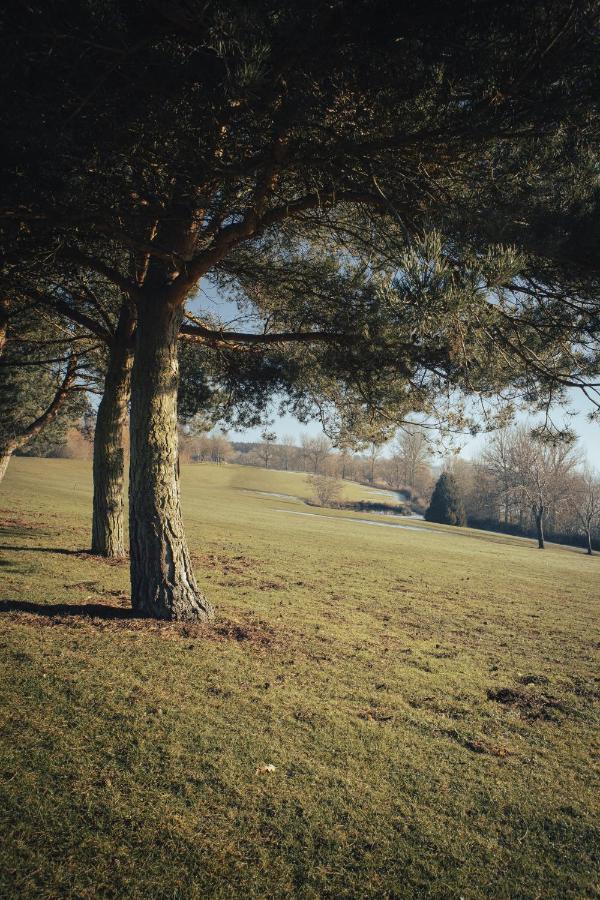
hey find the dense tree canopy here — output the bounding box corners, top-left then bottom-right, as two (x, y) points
(2, 0), (598, 430)
(3, 1), (598, 306)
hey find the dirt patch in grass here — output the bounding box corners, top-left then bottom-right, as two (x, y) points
(567, 676), (600, 700)
(68, 580), (107, 591)
(428, 645), (459, 659)
(462, 738), (514, 758)
(192, 551), (261, 574)
(0, 517), (35, 530)
(0, 598), (293, 653)
(357, 707), (395, 723)
(211, 615), (281, 648)
(517, 673), (550, 686)
(487, 686), (568, 721)
(72, 550), (128, 566)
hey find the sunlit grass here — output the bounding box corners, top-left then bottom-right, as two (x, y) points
(1, 459), (598, 897)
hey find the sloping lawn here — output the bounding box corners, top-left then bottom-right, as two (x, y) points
(1, 459), (598, 897)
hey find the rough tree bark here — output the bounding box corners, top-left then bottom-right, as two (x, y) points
(0, 355), (78, 484)
(91, 308), (134, 557)
(128, 294), (213, 621)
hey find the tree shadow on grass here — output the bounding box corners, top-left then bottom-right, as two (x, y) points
(0, 599), (136, 620)
(0, 544), (88, 556)
(0, 545), (127, 566)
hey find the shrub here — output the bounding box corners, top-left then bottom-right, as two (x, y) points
(308, 474), (344, 507)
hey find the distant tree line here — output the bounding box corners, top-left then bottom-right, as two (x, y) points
(226, 428), (435, 511)
(176, 421), (600, 552)
(198, 421), (599, 551)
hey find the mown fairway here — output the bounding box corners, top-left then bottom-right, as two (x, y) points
(0, 459), (598, 898)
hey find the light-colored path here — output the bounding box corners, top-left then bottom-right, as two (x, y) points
(274, 507), (433, 533)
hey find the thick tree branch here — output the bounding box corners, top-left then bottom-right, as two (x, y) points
(62, 248), (141, 299)
(180, 316), (343, 348)
(167, 189), (388, 306)
(2, 354), (80, 455)
(23, 287), (113, 344)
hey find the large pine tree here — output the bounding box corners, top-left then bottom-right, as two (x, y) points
(2, 1), (599, 619)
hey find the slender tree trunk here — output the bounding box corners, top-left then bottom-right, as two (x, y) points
(0, 442), (17, 482)
(0, 357), (77, 485)
(0, 298), (9, 359)
(586, 528), (593, 555)
(535, 506), (545, 549)
(128, 296), (213, 621)
(91, 332), (133, 557)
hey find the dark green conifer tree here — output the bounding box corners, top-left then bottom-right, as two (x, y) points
(425, 473), (466, 526)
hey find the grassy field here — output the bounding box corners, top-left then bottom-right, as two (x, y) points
(0, 458), (598, 898)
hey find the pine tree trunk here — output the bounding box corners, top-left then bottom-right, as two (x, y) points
(535, 508), (545, 549)
(91, 334), (133, 557)
(128, 296), (213, 621)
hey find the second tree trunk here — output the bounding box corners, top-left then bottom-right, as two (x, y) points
(91, 334), (133, 557)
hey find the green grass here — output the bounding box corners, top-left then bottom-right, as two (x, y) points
(1, 458), (598, 898)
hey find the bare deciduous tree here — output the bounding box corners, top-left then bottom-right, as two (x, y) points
(301, 435), (331, 473)
(481, 428), (515, 525)
(258, 431), (277, 469)
(570, 468), (600, 555)
(278, 435), (297, 472)
(502, 427), (579, 549)
(308, 474), (344, 508)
